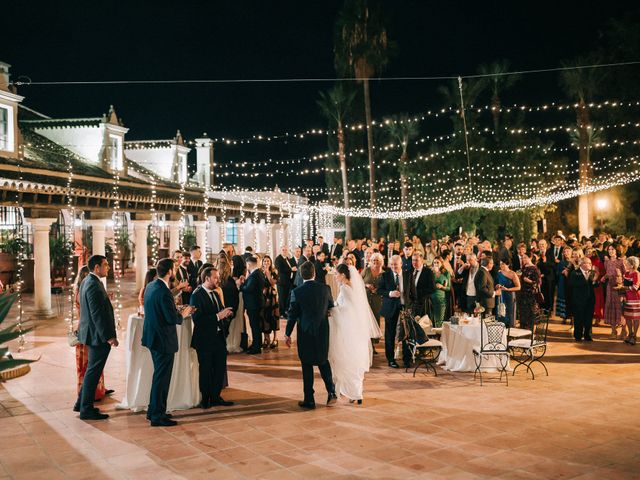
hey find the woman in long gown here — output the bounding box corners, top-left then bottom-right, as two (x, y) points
(604, 245), (627, 339)
(518, 253), (541, 330)
(555, 247), (572, 322)
(362, 252), (384, 354)
(329, 264), (382, 404)
(587, 248), (605, 326)
(496, 260), (521, 328)
(217, 256), (244, 353)
(261, 255), (280, 349)
(430, 257), (451, 327)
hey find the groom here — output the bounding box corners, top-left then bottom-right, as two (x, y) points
(284, 261), (338, 409)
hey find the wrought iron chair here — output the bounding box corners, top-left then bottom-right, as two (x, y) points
(508, 310), (549, 379)
(408, 314), (442, 377)
(473, 318), (510, 386)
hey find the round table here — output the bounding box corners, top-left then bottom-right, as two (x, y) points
(437, 321), (508, 372)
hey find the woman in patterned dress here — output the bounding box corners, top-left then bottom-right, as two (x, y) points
(518, 253), (541, 330)
(604, 245), (626, 339)
(623, 256), (640, 345)
(261, 255), (280, 348)
(555, 247), (572, 322)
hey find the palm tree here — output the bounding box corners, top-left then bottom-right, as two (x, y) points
(477, 60), (520, 136)
(318, 84), (357, 240)
(561, 56), (607, 237)
(335, 0), (394, 239)
(385, 115), (419, 235)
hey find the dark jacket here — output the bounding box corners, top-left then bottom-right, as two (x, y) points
(142, 279), (184, 353)
(189, 285), (227, 350)
(294, 255), (311, 287)
(377, 269), (411, 319)
(474, 267), (496, 310)
(314, 260), (328, 284)
(318, 242), (330, 257)
(286, 280), (334, 365)
(275, 254), (295, 286)
(240, 268), (265, 311)
(232, 254), (247, 278)
(176, 264), (191, 303)
(220, 276), (240, 315)
(78, 274), (116, 346)
(408, 267), (436, 315)
(568, 269), (596, 310)
(329, 243), (343, 259)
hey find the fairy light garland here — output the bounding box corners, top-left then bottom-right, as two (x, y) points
(219, 194), (227, 248)
(238, 197), (245, 250)
(252, 201), (259, 251)
(266, 201), (272, 256)
(202, 183), (210, 254)
(14, 144), (26, 351)
(111, 166), (123, 330)
(149, 173), (159, 266)
(64, 138), (76, 340)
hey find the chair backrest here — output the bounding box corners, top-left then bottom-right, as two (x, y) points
(480, 318), (507, 352)
(531, 310), (549, 346)
(418, 314), (434, 336)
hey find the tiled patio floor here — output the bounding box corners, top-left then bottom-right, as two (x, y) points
(1, 273), (639, 479)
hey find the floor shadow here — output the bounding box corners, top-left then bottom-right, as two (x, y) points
(227, 363), (302, 379)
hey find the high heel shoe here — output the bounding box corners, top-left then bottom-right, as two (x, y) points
(270, 339), (278, 349)
(348, 399), (363, 405)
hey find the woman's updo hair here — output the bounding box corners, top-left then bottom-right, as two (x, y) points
(336, 263), (351, 280)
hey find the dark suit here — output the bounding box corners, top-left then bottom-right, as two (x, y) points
(451, 254), (467, 309)
(176, 265), (191, 304)
(408, 267), (436, 317)
(512, 255), (525, 273)
(318, 243), (330, 257)
(458, 264), (478, 313)
(314, 260), (328, 285)
(190, 286), (228, 403)
(275, 254), (295, 316)
(569, 269), (597, 341)
(286, 281), (335, 403)
(231, 254), (247, 278)
(76, 274), (116, 414)
(377, 269), (411, 364)
(186, 260), (200, 288)
(329, 243), (343, 259)
(142, 279), (184, 422)
(294, 255), (310, 287)
(240, 269), (265, 352)
(474, 267), (496, 311)
(401, 256), (413, 274)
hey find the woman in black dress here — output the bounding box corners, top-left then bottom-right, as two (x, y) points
(261, 255), (280, 348)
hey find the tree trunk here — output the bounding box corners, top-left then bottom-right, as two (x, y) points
(363, 78), (377, 239)
(337, 122), (351, 241)
(400, 151), (408, 236)
(577, 99), (591, 238)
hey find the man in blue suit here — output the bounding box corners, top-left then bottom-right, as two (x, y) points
(239, 256), (265, 354)
(76, 255), (117, 420)
(285, 261), (337, 409)
(142, 258), (195, 427)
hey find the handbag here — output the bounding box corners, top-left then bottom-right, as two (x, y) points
(67, 330), (80, 347)
(533, 286), (545, 307)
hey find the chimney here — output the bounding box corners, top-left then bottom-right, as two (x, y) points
(0, 61), (11, 92)
(195, 133), (214, 188)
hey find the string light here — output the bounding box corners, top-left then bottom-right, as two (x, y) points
(266, 201), (272, 256)
(14, 144), (25, 351)
(149, 173), (159, 266)
(64, 134), (76, 342)
(111, 164), (123, 331)
(252, 201), (259, 251)
(238, 197), (245, 250)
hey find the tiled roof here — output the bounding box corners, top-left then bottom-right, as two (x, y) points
(124, 140), (174, 149)
(20, 118), (103, 129)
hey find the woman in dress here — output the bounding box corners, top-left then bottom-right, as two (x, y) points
(328, 264), (382, 404)
(137, 268), (157, 313)
(430, 257), (451, 327)
(497, 260), (521, 328)
(555, 247), (572, 322)
(362, 252), (384, 354)
(217, 257), (243, 353)
(623, 256), (640, 345)
(440, 249), (456, 318)
(587, 247), (605, 326)
(604, 245), (627, 339)
(518, 253), (541, 330)
(261, 255), (280, 349)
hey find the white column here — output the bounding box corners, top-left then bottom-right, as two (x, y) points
(193, 221), (207, 252)
(167, 221), (181, 254)
(132, 220), (150, 290)
(29, 218), (56, 318)
(208, 216), (220, 253)
(242, 221), (254, 252)
(86, 219), (108, 256)
(256, 220), (267, 254)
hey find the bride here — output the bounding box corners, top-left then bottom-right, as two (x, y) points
(329, 263), (382, 404)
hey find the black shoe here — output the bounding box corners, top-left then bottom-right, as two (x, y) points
(389, 361), (400, 368)
(211, 397), (234, 407)
(150, 418), (178, 427)
(298, 401), (316, 410)
(198, 399), (212, 409)
(574, 338), (583, 342)
(79, 410), (109, 420)
(74, 405), (98, 413)
(105, 389), (115, 396)
(327, 393), (338, 406)
(584, 337), (593, 342)
(146, 413), (172, 420)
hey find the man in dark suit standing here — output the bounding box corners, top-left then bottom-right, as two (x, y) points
(189, 245), (204, 278)
(475, 257), (497, 314)
(569, 257), (598, 342)
(401, 242), (414, 274)
(408, 252), (436, 317)
(239, 256), (265, 354)
(284, 261), (337, 409)
(317, 235), (330, 257)
(275, 245), (296, 319)
(451, 242), (467, 310)
(142, 258), (195, 426)
(377, 255), (411, 368)
(329, 237), (343, 261)
(512, 243), (527, 273)
(294, 245), (312, 287)
(190, 267), (235, 408)
(314, 251), (329, 285)
(176, 251), (193, 303)
(497, 235), (513, 266)
(75, 255), (117, 420)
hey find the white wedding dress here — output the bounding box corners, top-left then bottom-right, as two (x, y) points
(329, 266), (382, 401)
(226, 292), (245, 353)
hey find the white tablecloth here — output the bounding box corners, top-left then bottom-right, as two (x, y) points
(326, 273), (339, 300)
(117, 314), (201, 412)
(438, 321), (509, 372)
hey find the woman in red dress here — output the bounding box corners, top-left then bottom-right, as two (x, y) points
(587, 248), (605, 326)
(623, 256), (640, 345)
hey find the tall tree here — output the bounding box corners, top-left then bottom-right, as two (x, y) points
(335, 0), (394, 239)
(477, 60), (520, 137)
(561, 56), (607, 238)
(317, 83), (357, 240)
(385, 115), (419, 235)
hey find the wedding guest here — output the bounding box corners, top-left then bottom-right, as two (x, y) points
(440, 249), (456, 317)
(314, 251), (330, 284)
(536, 239), (554, 313)
(138, 268), (157, 311)
(412, 235), (425, 256)
(275, 246), (296, 319)
(242, 246), (254, 261)
(294, 246), (312, 287)
(409, 252), (436, 318)
(587, 247), (605, 326)
(217, 257), (243, 353)
(190, 267), (235, 409)
(518, 253), (541, 330)
(75, 255), (117, 421)
(497, 235), (513, 266)
(496, 260), (521, 328)
(569, 257), (598, 342)
(604, 245), (627, 339)
(362, 252), (384, 354)
(177, 251), (193, 304)
(623, 256), (640, 345)
(474, 256), (496, 315)
(240, 256), (266, 354)
(424, 239), (439, 266)
(451, 243), (467, 310)
(512, 243), (527, 273)
(555, 247), (572, 322)
(261, 255), (280, 349)
(430, 257), (451, 327)
(142, 258), (194, 426)
(188, 245), (204, 281)
(317, 235), (330, 257)
(458, 253), (479, 314)
(363, 247), (374, 269)
(401, 242), (414, 273)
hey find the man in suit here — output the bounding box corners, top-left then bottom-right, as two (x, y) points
(75, 255), (117, 420)
(512, 242), (527, 273)
(408, 252), (436, 317)
(284, 261), (337, 409)
(242, 246), (254, 261)
(451, 242), (467, 310)
(401, 242), (414, 273)
(189, 245), (204, 277)
(142, 258), (195, 426)
(497, 236), (513, 266)
(239, 256), (265, 354)
(294, 245), (312, 287)
(178, 252), (194, 303)
(475, 256), (497, 314)
(377, 255), (411, 368)
(329, 237), (343, 261)
(317, 235), (330, 257)
(569, 257), (598, 342)
(457, 253), (480, 314)
(275, 245), (295, 318)
(190, 267), (235, 408)
(314, 251), (329, 284)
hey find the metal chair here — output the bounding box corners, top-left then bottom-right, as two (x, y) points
(508, 311), (549, 379)
(473, 319), (510, 386)
(408, 315), (442, 377)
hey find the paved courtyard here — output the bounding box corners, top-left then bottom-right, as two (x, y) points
(1, 274), (640, 479)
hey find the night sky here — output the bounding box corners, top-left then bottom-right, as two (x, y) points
(4, 1), (638, 191)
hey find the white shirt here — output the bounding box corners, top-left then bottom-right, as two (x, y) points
(413, 268), (422, 287)
(391, 271), (404, 305)
(581, 269), (590, 281)
(466, 266), (478, 297)
(160, 277), (170, 290)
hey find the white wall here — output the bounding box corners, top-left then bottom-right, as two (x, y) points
(35, 125), (103, 165)
(125, 147), (174, 180)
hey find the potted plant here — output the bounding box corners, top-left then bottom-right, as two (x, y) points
(0, 234), (27, 287)
(115, 230), (134, 272)
(49, 236), (73, 285)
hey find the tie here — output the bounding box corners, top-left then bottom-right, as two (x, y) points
(395, 273), (399, 288)
(555, 247), (559, 257)
(209, 290), (220, 310)
(413, 269), (418, 286)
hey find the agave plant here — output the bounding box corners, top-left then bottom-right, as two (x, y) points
(0, 292), (35, 374)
